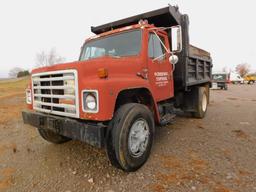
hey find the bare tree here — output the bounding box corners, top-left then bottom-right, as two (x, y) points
(35, 51), (48, 67)
(35, 48), (65, 67)
(9, 67), (24, 78)
(235, 63), (251, 77)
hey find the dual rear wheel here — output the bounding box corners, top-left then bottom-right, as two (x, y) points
(192, 86), (209, 118)
(38, 128), (71, 144)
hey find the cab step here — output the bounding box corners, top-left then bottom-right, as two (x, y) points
(160, 113), (176, 126)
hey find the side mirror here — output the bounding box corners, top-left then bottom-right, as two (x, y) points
(169, 55), (179, 65)
(171, 25), (182, 53)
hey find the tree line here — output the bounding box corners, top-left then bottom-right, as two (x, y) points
(223, 63), (254, 77)
(9, 48), (65, 78)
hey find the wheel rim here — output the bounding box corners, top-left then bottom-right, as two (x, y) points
(202, 93), (207, 112)
(128, 118), (150, 157)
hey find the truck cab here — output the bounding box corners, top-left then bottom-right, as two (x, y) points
(78, 22), (177, 117)
(212, 72), (228, 90)
(229, 72), (244, 84)
(23, 5), (212, 172)
(244, 74), (256, 84)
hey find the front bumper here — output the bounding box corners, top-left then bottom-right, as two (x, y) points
(216, 82), (227, 87)
(22, 110), (106, 148)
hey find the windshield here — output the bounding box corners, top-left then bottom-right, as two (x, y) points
(80, 30), (142, 61)
(213, 74), (227, 81)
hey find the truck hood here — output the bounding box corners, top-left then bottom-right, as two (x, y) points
(32, 57), (141, 79)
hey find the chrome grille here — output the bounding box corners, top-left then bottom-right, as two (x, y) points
(32, 70), (79, 118)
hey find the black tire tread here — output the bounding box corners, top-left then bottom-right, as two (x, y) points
(106, 103), (154, 172)
(106, 103), (137, 169)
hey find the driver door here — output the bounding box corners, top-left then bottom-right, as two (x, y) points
(147, 32), (174, 101)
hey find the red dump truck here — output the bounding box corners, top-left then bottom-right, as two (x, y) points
(22, 5), (212, 172)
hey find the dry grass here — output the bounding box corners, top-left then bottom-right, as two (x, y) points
(0, 77), (29, 98)
(0, 77), (29, 124)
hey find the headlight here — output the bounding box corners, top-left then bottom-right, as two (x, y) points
(26, 89), (32, 104)
(85, 94), (96, 110)
(82, 90), (99, 113)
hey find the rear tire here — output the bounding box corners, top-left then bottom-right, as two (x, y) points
(248, 80), (254, 85)
(106, 103), (155, 172)
(38, 129), (71, 144)
(193, 86), (208, 118)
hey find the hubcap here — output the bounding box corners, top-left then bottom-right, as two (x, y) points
(202, 93), (207, 112)
(128, 118), (150, 157)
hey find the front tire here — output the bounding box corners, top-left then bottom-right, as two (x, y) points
(106, 103), (155, 172)
(38, 129), (71, 144)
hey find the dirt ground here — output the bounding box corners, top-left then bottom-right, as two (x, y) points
(0, 79), (256, 192)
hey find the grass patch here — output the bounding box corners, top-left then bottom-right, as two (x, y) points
(0, 77), (30, 98)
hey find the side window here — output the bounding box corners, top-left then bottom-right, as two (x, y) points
(148, 33), (166, 60)
(148, 34), (154, 58)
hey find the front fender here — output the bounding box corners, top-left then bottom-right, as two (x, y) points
(79, 77), (158, 121)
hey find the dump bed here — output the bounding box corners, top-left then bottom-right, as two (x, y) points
(91, 5), (212, 91)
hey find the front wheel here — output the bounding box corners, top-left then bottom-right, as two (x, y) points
(106, 103), (155, 172)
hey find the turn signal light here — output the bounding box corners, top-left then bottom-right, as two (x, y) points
(98, 68), (108, 78)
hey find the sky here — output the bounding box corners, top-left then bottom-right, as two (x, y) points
(0, 0), (256, 77)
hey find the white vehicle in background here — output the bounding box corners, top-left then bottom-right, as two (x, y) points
(229, 72), (244, 84)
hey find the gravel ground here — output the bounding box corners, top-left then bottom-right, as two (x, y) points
(0, 84), (256, 192)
